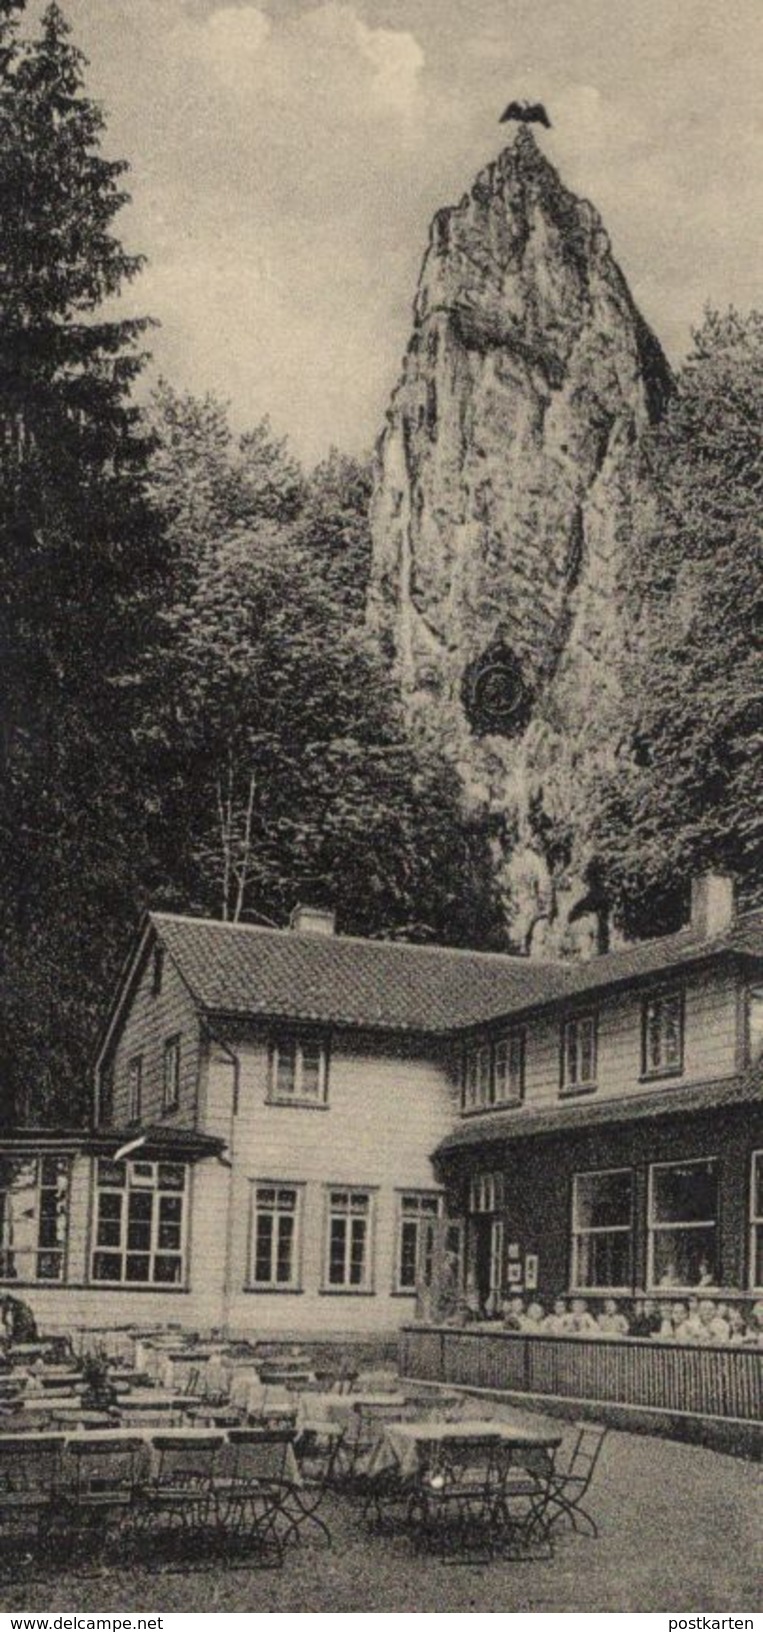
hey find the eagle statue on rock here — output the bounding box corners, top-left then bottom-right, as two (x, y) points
(500, 100), (551, 128)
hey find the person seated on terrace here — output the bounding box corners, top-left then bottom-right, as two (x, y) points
(567, 1296), (599, 1335)
(501, 1296), (525, 1331)
(696, 1299), (730, 1343)
(596, 1297), (629, 1336)
(671, 1301), (705, 1342)
(542, 1297), (570, 1334)
(658, 1300), (688, 1339)
(520, 1301), (546, 1331)
(630, 1298), (662, 1337)
(740, 1302), (763, 1346)
(0, 1293), (38, 1347)
(725, 1307), (748, 1344)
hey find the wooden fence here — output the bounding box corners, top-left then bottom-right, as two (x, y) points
(399, 1325), (763, 1423)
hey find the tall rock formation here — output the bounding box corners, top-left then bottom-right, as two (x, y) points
(369, 128), (672, 956)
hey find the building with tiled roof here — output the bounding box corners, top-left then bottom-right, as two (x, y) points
(1, 876), (762, 1339)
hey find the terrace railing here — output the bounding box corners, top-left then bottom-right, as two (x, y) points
(399, 1325), (763, 1423)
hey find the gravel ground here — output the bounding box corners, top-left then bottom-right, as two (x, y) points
(2, 1423), (761, 1614)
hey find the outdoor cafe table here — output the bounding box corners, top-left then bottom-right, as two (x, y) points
(296, 1392), (408, 1431)
(366, 1419), (562, 1482)
(117, 1390), (200, 1411)
(227, 1375), (299, 1422)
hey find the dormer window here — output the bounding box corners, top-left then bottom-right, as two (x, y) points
(561, 1013), (597, 1095)
(642, 988), (684, 1078)
(269, 1035), (328, 1106)
(462, 1031), (524, 1111)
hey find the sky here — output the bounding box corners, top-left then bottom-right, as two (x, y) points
(33, 0), (763, 463)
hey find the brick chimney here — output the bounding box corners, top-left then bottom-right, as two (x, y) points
(289, 904), (336, 936)
(689, 873), (735, 939)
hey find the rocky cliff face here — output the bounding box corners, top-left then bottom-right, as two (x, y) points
(369, 128), (672, 955)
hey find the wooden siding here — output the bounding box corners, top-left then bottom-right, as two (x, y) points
(209, 1028), (459, 1335)
(444, 1102), (763, 1299)
(103, 941), (201, 1130)
(459, 964), (741, 1117)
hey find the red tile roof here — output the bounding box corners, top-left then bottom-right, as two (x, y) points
(150, 908), (763, 1036)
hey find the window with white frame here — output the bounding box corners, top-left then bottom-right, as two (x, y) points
(462, 1042), (491, 1110)
(128, 1056), (143, 1124)
(396, 1192), (441, 1292)
(91, 1159), (187, 1285)
(0, 1156), (70, 1283)
(642, 989), (684, 1077)
(494, 1031), (525, 1104)
(269, 1036), (327, 1105)
(468, 1172), (502, 1213)
(324, 1188), (373, 1290)
(462, 1032), (524, 1111)
(750, 1152), (763, 1290)
(571, 1169), (633, 1290)
(561, 1013), (597, 1093)
(648, 1158), (718, 1290)
(162, 1036), (180, 1114)
(249, 1183), (301, 1290)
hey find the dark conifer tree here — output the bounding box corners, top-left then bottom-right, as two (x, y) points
(0, 3), (161, 1123)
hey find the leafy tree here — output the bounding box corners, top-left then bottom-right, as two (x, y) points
(593, 309), (763, 936)
(163, 519), (502, 942)
(145, 388), (500, 942)
(0, 2), (161, 1123)
(295, 449), (373, 618)
(145, 381), (304, 570)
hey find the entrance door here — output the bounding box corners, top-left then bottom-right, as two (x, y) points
(473, 1215), (493, 1310)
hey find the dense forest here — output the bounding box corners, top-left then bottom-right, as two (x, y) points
(0, 1), (760, 1125)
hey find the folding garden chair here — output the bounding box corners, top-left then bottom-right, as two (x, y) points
(58, 1436), (144, 1562)
(543, 1423), (608, 1537)
(407, 1434), (500, 1560)
(489, 1441), (558, 1559)
(135, 1433), (224, 1553)
(0, 1434), (61, 1557)
(212, 1428), (298, 1565)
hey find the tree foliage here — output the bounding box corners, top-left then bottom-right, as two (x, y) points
(0, 2), (162, 1124)
(594, 308), (763, 935)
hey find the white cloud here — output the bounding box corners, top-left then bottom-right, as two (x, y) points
(184, 6), (272, 91)
(171, 2), (424, 120)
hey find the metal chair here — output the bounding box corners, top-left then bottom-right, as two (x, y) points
(0, 1435), (61, 1553)
(212, 1428), (298, 1565)
(489, 1442), (558, 1558)
(136, 1433), (224, 1548)
(58, 1436), (144, 1560)
(543, 1423), (608, 1537)
(407, 1435), (500, 1559)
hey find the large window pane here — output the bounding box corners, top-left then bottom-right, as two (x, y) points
(575, 1171), (631, 1230)
(326, 1190), (372, 1290)
(652, 1162), (716, 1224)
(0, 1157), (69, 1283)
(572, 1169), (632, 1290)
(90, 1159), (186, 1286)
(651, 1228), (717, 1288)
(649, 1159), (718, 1289)
(250, 1184), (299, 1288)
